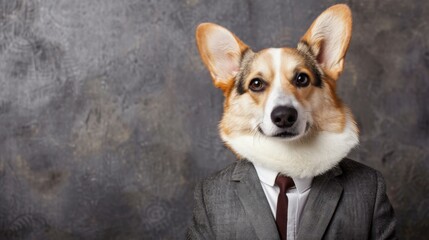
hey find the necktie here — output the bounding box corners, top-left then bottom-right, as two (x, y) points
(275, 175), (295, 240)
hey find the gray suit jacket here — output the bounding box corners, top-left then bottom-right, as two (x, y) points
(187, 158), (397, 240)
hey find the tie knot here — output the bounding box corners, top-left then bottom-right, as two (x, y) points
(275, 175), (295, 193)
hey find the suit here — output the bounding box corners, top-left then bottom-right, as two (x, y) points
(187, 158), (397, 240)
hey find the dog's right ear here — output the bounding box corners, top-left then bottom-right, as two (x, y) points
(196, 23), (249, 92)
(298, 4), (352, 81)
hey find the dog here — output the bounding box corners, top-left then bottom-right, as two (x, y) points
(188, 4), (396, 240)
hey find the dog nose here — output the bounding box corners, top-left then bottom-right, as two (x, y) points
(271, 106), (298, 128)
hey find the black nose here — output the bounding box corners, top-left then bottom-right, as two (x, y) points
(271, 106), (298, 128)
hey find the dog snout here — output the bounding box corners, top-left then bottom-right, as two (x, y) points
(271, 106), (298, 128)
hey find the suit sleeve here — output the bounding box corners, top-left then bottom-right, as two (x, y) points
(370, 171), (398, 240)
(186, 181), (214, 240)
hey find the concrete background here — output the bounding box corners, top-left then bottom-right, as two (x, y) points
(0, 0), (427, 239)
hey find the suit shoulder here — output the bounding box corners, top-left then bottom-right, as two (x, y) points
(340, 158), (379, 174)
(196, 160), (249, 204)
(338, 158), (380, 186)
(204, 161), (237, 182)
(202, 159), (251, 184)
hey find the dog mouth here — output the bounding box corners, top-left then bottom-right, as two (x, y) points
(273, 131), (298, 138)
(257, 122), (311, 139)
(257, 127), (298, 138)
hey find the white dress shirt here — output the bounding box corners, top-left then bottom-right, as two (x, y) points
(254, 164), (313, 240)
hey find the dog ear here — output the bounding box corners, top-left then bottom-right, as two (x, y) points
(298, 4), (352, 80)
(196, 23), (249, 91)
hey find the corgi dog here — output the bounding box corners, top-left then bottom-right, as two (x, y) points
(196, 4), (359, 178)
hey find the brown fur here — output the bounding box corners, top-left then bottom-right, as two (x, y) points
(196, 4), (357, 147)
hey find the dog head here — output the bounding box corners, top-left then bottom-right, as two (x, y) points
(195, 4), (359, 177)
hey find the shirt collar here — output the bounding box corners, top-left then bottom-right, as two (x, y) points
(253, 163), (313, 194)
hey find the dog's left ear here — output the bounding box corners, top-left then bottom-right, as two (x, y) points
(299, 4), (352, 80)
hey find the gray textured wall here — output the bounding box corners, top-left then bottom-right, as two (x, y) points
(0, 0), (427, 239)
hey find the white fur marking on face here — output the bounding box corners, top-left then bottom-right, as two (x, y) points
(261, 49), (288, 134)
(260, 49), (307, 138)
(273, 48), (282, 83)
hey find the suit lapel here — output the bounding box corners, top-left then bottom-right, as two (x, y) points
(232, 160), (280, 240)
(297, 166), (343, 240)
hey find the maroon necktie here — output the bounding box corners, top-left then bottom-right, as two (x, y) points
(275, 175), (295, 240)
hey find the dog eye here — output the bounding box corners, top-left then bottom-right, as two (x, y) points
(294, 73), (310, 87)
(249, 78), (266, 92)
